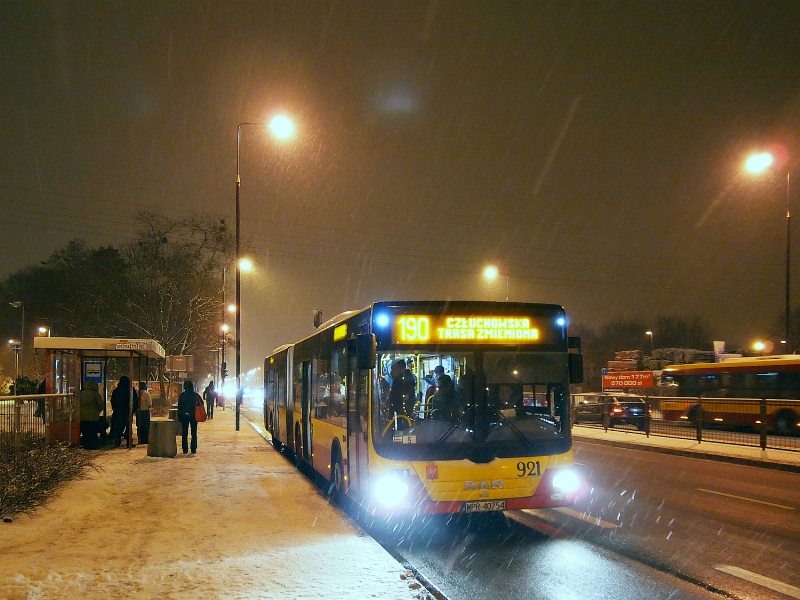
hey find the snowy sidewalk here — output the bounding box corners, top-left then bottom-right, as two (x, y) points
(0, 407), (426, 600)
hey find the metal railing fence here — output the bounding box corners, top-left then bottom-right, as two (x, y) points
(0, 394), (77, 462)
(571, 393), (799, 452)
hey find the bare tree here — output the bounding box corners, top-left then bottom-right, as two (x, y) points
(121, 212), (233, 368)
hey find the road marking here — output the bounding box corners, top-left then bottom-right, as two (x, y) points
(550, 507), (620, 529)
(715, 565), (800, 599)
(697, 488), (795, 510)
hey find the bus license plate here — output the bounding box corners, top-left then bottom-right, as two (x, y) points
(464, 500), (506, 513)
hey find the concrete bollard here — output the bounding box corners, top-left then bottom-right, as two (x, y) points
(147, 419), (177, 457)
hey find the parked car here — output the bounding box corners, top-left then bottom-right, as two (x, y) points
(573, 394), (648, 430)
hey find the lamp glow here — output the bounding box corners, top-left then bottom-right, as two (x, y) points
(269, 115), (295, 139)
(744, 152), (774, 174)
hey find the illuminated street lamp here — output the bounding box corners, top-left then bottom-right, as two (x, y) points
(752, 340), (773, 356)
(38, 326), (50, 337)
(645, 330), (654, 355)
(238, 257), (253, 272)
(744, 150), (791, 352)
(483, 265), (508, 302)
(236, 115), (295, 431)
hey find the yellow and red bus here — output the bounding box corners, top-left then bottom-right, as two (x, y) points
(264, 301), (586, 517)
(660, 356), (800, 435)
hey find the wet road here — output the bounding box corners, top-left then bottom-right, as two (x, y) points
(372, 442), (800, 600)
(241, 399), (800, 599)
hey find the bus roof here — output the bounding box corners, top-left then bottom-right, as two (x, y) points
(663, 355), (800, 374)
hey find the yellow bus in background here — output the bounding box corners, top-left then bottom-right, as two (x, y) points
(660, 356), (800, 435)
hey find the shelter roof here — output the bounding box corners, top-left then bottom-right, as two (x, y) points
(33, 337), (166, 360)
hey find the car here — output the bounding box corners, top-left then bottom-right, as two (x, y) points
(573, 394), (648, 430)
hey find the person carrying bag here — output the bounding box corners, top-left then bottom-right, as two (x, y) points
(177, 381), (202, 454)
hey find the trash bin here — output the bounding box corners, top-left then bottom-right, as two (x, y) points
(147, 419), (177, 457)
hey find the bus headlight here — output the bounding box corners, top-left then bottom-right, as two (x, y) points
(374, 476), (409, 508)
(551, 469), (580, 495)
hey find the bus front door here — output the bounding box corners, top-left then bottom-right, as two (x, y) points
(348, 357), (370, 498)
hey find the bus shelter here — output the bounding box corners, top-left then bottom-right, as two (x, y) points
(33, 337), (166, 447)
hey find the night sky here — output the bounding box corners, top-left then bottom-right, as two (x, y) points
(1, 1), (798, 368)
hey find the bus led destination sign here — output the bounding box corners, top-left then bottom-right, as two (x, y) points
(394, 315), (542, 344)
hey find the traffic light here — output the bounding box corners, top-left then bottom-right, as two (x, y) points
(221, 362), (228, 379)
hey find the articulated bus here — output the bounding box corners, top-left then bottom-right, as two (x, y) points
(660, 356), (800, 435)
(264, 301), (586, 518)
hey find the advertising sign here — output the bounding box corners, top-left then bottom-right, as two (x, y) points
(602, 371), (654, 389)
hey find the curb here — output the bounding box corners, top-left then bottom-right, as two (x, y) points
(573, 434), (800, 473)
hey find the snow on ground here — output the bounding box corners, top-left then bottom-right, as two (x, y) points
(0, 408), (428, 600)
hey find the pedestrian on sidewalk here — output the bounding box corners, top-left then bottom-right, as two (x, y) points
(138, 381), (152, 444)
(177, 380), (201, 454)
(111, 376), (138, 448)
(203, 380), (217, 420)
(78, 380), (104, 449)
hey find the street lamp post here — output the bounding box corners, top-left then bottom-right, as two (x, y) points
(9, 301), (24, 377)
(645, 330), (654, 355)
(235, 115), (295, 431)
(744, 152), (791, 352)
(221, 265), (226, 390)
(8, 340), (21, 396)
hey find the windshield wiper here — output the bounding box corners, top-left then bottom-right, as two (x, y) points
(431, 421), (463, 449)
(491, 410), (535, 448)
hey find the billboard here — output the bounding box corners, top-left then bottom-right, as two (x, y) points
(602, 371), (654, 389)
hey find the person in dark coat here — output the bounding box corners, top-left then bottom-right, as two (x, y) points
(177, 380), (200, 454)
(79, 380), (105, 449)
(110, 375), (138, 448)
(388, 359), (417, 421)
(203, 381), (217, 420)
(431, 375), (460, 423)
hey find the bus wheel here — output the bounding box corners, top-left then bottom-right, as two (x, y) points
(775, 410), (798, 436)
(271, 420), (282, 450)
(329, 446), (345, 502)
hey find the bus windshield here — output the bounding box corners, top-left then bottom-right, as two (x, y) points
(373, 350), (570, 461)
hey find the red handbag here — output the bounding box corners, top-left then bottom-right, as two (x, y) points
(195, 396), (207, 422)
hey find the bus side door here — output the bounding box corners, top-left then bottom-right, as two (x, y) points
(301, 362), (312, 463)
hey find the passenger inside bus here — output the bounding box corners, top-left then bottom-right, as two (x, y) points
(388, 358), (416, 421)
(430, 375), (460, 422)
